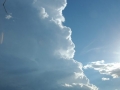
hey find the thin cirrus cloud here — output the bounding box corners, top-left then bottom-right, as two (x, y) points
(84, 60), (120, 78)
(0, 0), (98, 90)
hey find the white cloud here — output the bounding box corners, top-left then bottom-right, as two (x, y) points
(84, 60), (120, 78)
(0, 0), (98, 90)
(63, 83), (73, 87)
(39, 7), (49, 19)
(0, 32), (4, 44)
(62, 83), (98, 90)
(5, 15), (12, 19)
(102, 77), (110, 81)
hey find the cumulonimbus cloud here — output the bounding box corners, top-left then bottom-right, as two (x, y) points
(0, 0), (98, 90)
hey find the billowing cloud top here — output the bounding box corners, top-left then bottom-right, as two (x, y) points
(0, 0), (98, 90)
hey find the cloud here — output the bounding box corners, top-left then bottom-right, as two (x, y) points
(5, 14), (12, 19)
(0, 0), (98, 90)
(39, 7), (49, 19)
(62, 83), (98, 90)
(84, 60), (120, 78)
(102, 77), (110, 81)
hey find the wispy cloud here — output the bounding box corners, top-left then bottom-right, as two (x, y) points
(81, 47), (101, 55)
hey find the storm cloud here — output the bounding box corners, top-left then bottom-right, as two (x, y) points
(0, 0), (98, 90)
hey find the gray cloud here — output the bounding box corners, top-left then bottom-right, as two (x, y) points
(0, 0), (98, 90)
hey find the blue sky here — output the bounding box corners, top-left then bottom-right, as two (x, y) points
(63, 0), (120, 64)
(63, 0), (120, 90)
(1, 0), (120, 90)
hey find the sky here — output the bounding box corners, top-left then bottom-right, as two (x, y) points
(0, 0), (120, 90)
(63, 0), (120, 90)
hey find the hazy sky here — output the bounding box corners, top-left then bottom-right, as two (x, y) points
(1, 0), (120, 90)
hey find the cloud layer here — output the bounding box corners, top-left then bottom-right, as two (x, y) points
(0, 0), (98, 90)
(84, 60), (120, 78)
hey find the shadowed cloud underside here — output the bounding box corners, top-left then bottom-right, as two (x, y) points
(0, 0), (98, 90)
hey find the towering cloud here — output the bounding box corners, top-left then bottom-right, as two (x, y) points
(0, 0), (98, 90)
